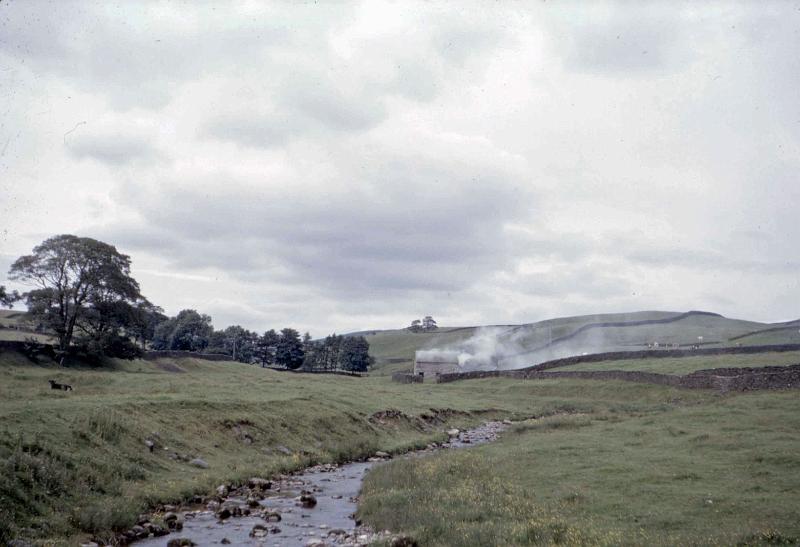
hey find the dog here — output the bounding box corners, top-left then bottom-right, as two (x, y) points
(48, 379), (73, 391)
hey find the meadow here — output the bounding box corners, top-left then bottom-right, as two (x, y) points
(2, 350), (647, 544)
(360, 386), (800, 546)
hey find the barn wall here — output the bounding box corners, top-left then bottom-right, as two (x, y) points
(414, 360), (460, 378)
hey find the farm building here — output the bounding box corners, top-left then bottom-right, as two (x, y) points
(414, 350), (460, 379)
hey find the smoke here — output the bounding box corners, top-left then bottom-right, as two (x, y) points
(420, 327), (530, 372)
(421, 324), (617, 372)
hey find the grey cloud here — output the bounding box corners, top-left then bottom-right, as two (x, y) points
(555, 6), (692, 75)
(500, 266), (631, 300)
(278, 75), (387, 133)
(619, 239), (799, 274)
(434, 24), (504, 66)
(203, 113), (296, 149)
(67, 132), (161, 166)
(110, 145), (533, 296)
(0, 2), (297, 109)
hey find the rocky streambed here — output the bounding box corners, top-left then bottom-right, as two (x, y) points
(128, 421), (510, 547)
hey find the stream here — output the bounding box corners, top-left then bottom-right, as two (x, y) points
(131, 421), (509, 547)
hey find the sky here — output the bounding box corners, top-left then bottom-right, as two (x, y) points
(1, 1), (798, 335)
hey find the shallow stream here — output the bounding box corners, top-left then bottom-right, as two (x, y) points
(133, 421), (508, 547)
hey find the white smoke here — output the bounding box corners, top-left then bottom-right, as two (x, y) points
(421, 327), (529, 372)
(421, 324), (617, 372)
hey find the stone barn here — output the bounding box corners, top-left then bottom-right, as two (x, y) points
(414, 350), (460, 380)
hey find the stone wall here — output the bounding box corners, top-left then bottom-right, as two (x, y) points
(521, 344), (800, 372)
(435, 362), (800, 392)
(143, 350), (232, 361)
(391, 372), (423, 384)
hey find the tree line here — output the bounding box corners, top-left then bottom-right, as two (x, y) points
(1, 234), (372, 372)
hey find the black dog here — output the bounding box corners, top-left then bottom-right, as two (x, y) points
(48, 379), (73, 391)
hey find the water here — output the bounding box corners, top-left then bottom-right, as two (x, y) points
(133, 421), (508, 546)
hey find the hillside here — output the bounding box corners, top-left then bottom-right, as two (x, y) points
(364, 310), (800, 373)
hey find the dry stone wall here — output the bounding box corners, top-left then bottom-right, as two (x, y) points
(436, 361), (800, 392)
(391, 372), (423, 384)
(521, 344), (800, 372)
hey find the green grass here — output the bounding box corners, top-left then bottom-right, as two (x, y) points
(553, 351), (800, 375)
(1, 350), (591, 545)
(360, 389), (800, 546)
(4, 344), (800, 545)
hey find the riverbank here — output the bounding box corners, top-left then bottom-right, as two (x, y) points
(128, 422), (508, 546)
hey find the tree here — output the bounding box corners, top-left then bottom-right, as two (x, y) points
(256, 329), (280, 367)
(0, 285), (19, 308)
(128, 300), (166, 350)
(339, 335), (373, 372)
(8, 235), (145, 360)
(220, 325), (258, 363)
(408, 319), (422, 332)
(275, 327), (304, 369)
(422, 316), (437, 330)
(151, 309), (213, 351)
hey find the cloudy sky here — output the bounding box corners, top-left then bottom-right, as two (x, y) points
(1, 1), (798, 335)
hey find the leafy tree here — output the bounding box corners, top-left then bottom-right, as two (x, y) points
(339, 335), (373, 372)
(422, 316), (437, 330)
(256, 329), (280, 367)
(0, 285), (19, 308)
(128, 300), (166, 350)
(408, 319), (422, 332)
(206, 330), (228, 354)
(219, 325), (258, 363)
(151, 309), (213, 351)
(324, 333), (343, 371)
(8, 235), (145, 361)
(275, 327), (304, 369)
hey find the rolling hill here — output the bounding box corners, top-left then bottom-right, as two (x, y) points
(362, 310), (800, 374)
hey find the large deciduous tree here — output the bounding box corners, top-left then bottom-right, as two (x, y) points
(151, 309), (213, 352)
(276, 327), (304, 369)
(256, 328), (280, 367)
(8, 235), (145, 360)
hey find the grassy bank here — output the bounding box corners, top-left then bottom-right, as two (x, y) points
(359, 387), (800, 546)
(1, 352), (511, 544)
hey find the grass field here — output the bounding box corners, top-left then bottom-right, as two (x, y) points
(360, 388), (800, 546)
(1, 349), (600, 545)
(3, 336), (800, 545)
(553, 351), (800, 375)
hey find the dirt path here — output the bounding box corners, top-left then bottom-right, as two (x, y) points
(132, 421), (509, 547)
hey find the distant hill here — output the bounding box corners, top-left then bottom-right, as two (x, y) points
(359, 311), (800, 374)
